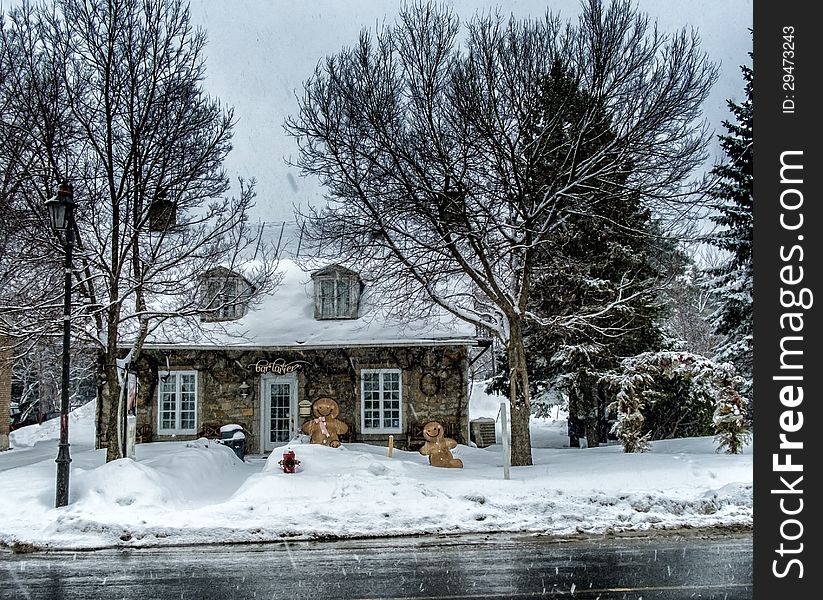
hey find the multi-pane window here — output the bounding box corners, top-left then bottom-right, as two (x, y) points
(311, 266), (361, 320)
(361, 369), (402, 433)
(158, 371), (197, 434)
(268, 382), (292, 443)
(201, 275), (249, 321)
(317, 277), (352, 318)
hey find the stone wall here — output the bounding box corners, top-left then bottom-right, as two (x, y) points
(129, 344), (470, 454)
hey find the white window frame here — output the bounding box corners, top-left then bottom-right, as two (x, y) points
(360, 368), (403, 434)
(260, 373), (298, 451)
(203, 275), (248, 321)
(316, 276), (352, 319)
(157, 370), (198, 435)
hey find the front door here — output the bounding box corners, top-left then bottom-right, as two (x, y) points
(261, 374), (298, 451)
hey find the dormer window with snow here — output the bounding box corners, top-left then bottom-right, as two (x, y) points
(199, 267), (253, 322)
(311, 265), (361, 320)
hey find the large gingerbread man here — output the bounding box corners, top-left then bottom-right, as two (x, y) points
(301, 397), (348, 448)
(419, 421), (463, 468)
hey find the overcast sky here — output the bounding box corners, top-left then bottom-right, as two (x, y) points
(186, 0), (753, 222)
(0, 0), (753, 222)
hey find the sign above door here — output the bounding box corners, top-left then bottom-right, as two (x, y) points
(246, 358), (309, 375)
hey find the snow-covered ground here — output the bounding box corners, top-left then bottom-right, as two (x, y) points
(0, 392), (752, 551)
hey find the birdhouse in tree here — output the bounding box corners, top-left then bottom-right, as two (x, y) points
(149, 190), (177, 231)
(437, 175), (466, 226)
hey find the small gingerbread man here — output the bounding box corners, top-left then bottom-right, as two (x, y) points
(301, 397), (348, 448)
(419, 421), (463, 468)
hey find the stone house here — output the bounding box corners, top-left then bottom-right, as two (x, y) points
(113, 261), (477, 454)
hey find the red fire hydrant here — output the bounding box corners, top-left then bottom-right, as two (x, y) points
(278, 449), (300, 473)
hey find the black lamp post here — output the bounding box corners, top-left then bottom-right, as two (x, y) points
(45, 182), (76, 508)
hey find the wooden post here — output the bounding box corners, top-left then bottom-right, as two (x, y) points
(387, 435), (394, 457)
(500, 401), (510, 480)
(126, 414), (137, 459)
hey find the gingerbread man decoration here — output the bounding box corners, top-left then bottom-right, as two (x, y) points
(419, 421), (463, 468)
(301, 397), (348, 448)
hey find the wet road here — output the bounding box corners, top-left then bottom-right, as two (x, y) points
(0, 441), (96, 472)
(0, 529), (751, 599)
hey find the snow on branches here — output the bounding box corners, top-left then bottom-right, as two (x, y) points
(601, 351), (751, 454)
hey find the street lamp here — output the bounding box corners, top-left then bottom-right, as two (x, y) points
(45, 181), (76, 508)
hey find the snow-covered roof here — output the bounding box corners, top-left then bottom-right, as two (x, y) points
(310, 263), (360, 279)
(142, 259), (477, 350)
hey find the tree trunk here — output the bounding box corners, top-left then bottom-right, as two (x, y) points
(581, 374), (600, 448)
(596, 381), (611, 443)
(507, 318), (533, 466)
(104, 357), (122, 463)
(567, 390), (581, 448)
(104, 308), (124, 462)
(37, 349), (58, 419)
(95, 350), (106, 450)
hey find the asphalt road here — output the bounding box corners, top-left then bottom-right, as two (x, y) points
(0, 529), (752, 600)
(0, 440), (97, 471)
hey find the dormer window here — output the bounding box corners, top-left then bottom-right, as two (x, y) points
(311, 265), (361, 320)
(199, 267), (253, 322)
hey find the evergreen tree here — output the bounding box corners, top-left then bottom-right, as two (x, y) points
(526, 214), (678, 447)
(706, 54), (753, 403)
(486, 65), (680, 447)
(602, 350), (750, 454)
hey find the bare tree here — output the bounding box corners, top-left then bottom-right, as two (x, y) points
(285, 0), (717, 465)
(0, 0), (279, 462)
(663, 260), (720, 357)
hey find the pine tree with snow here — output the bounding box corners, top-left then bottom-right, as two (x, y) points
(601, 351), (750, 453)
(705, 54), (753, 403)
(526, 206), (671, 447)
(714, 389), (751, 454)
(485, 65), (674, 448)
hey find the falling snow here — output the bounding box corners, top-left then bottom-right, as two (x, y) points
(0, 391), (752, 551)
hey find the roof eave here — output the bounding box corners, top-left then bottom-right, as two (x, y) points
(136, 337), (480, 352)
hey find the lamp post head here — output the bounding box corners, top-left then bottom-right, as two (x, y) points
(44, 182), (76, 232)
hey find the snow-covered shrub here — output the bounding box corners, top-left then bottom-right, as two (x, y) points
(713, 377), (752, 454)
(603, 371), (653, 453)
(602, 351), (751, 453)
(613, 394), (651, 453)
